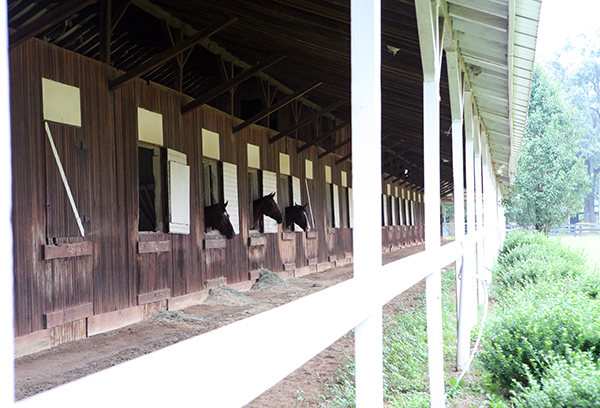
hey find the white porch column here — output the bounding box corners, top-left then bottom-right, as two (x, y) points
(0, 1), (15, 405)
(473, 120), (486, 304)
(351, 0), (383, 406)
(446, 49), (471, 371)
(463, 92), (478, 330)
(415, 0), (445, 405)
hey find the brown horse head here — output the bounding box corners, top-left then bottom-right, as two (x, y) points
(285, 203), (311, 232)
(252, 192), (283, 227)
(205, 201), (235, 239)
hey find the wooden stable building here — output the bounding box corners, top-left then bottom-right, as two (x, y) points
(8, 0), (427, 355)
(2, 1), (542, 406)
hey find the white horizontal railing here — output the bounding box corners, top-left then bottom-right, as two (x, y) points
(14, 231), (491, 408)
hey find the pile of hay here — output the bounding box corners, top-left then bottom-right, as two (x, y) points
(251, 269), (298, 291)
(203, 286), (255, 306)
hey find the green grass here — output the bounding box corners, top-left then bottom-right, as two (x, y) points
(552, 235), (600, 271)
(319, 269), (494, 407)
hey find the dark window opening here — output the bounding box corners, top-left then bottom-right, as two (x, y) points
(138, 145), (163, 232)
(326, 183), (335, 228)
(279, 175), (293, 231)
(249, 169), (263, 232)
(203, 160), (222, 208)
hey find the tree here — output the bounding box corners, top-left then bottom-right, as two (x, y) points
(547, 30), (600, 222)
(502, 65), (590, 234)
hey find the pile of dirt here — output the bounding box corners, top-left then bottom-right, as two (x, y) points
(251, 269), (299, 291)
(203, 286), (255, 306)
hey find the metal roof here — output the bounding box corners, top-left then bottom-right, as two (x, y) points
(446, 0), (541, 187)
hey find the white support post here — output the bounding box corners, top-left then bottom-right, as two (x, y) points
(446, 49), (470, 371)
(415, 0), (445, 405)
(351, 0), (383, 406)
(0, 1), (15, 406)
(463, 92), (477, 331)
(473, 120), (485, 304)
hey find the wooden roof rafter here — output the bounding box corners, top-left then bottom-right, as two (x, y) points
(269, 99), (346, 144)
(109, 16), (238, 91)
(233, 81), (322, 134)
(9, 0), (97, 50)
(182, 53), (287, 115)
(296, 119), (350, 153)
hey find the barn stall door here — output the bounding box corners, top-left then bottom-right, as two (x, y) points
(42, 79), (93, 335)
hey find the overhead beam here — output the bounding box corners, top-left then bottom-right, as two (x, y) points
(297, 120), (350, 153)
(9, 0), (97, 50)
(318, 137), (351, 159)
(233, 81), (322, 134)
(270, 100), (346, 144)
(99, 0), (112, 64)
(111, 0), (132, 32)
(110, 17), (238, 91)
(183, 54), (286, 115)
(336, 153), (352, 165)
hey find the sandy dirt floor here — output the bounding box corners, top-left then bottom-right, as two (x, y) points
(15, 243), (483, 407)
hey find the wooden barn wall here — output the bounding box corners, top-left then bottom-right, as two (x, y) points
(11, 37), (359, 339)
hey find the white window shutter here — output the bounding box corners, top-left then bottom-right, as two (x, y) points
(167, 149), (190, 234)
(333, 184), (340, 228)
(262, 170), (279, 233)
(222, 162), (239, 234)
(411, 201), (415, 225)
(292, 176), (301, 205)
(348, 188), (353, 228)
(398, 198), (404, 225)
(391, 196), (396, 226)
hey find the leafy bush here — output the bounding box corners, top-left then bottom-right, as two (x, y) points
(480, 281), (600, 390)
(493, 230), (588, 293)
(512, 351), (600, 408)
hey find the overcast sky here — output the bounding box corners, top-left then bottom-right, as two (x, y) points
(535, 0), (600, 61)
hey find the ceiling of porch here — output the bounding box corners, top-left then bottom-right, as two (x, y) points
(7, 0), (541, 196)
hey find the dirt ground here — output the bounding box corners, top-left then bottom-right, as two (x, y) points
(15, 244), (483, 407)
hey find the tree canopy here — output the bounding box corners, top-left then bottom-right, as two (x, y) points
(546, 30), (600, 222)
(502, 64), (590, 234)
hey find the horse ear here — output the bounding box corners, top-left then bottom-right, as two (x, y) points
(223, 201), (229, 208)
(303, 203), (308, 209)
(269, 192), (275, 198)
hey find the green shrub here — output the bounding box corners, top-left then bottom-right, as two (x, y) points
(481, 281), (600, 391)
(512, 351), (600, 408)
(493, 230), (588, 294)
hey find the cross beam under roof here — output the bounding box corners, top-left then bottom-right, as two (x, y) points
(182, 54), (286, 115)
(270, 100), (346, 144)
(233, 81), (322, 134)
(9, 0), (97, 50)
(296, 120), (350, 153)
(110, 17), (237, 91)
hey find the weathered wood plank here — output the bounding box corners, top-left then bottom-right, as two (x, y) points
(42, 241), (93, 260)
(138, 241), (171, 254)
(137, 288), (171, 305)
(44, 302), (93, 329)
(204, 239), (227, 250)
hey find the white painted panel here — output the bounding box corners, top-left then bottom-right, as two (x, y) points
(137, 107), (163, 146)
(202, 128), (220, 160)
(391, 197), (396, 226)
(42, 78), (81, 127)
(401, 189), (405, 199)
(279, 153), (290, 175)
(262, 170), (279, 233)
(386, 184), (391, 195)
(394, 186), (398, 197)
(305, 159), (313, 180)
(168, 154), (190, 234)
(405, 200), (410, 225)
(325, 165), (332, 184)
(223, 162), (239, 234)
(247, 144), (260, 169)
(348, 188), (353, 228)
(341, 171), (347, 187)
(292, 176), (301, 205)
(411, 201), (415, 225)
(333, 184), (340, 228)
